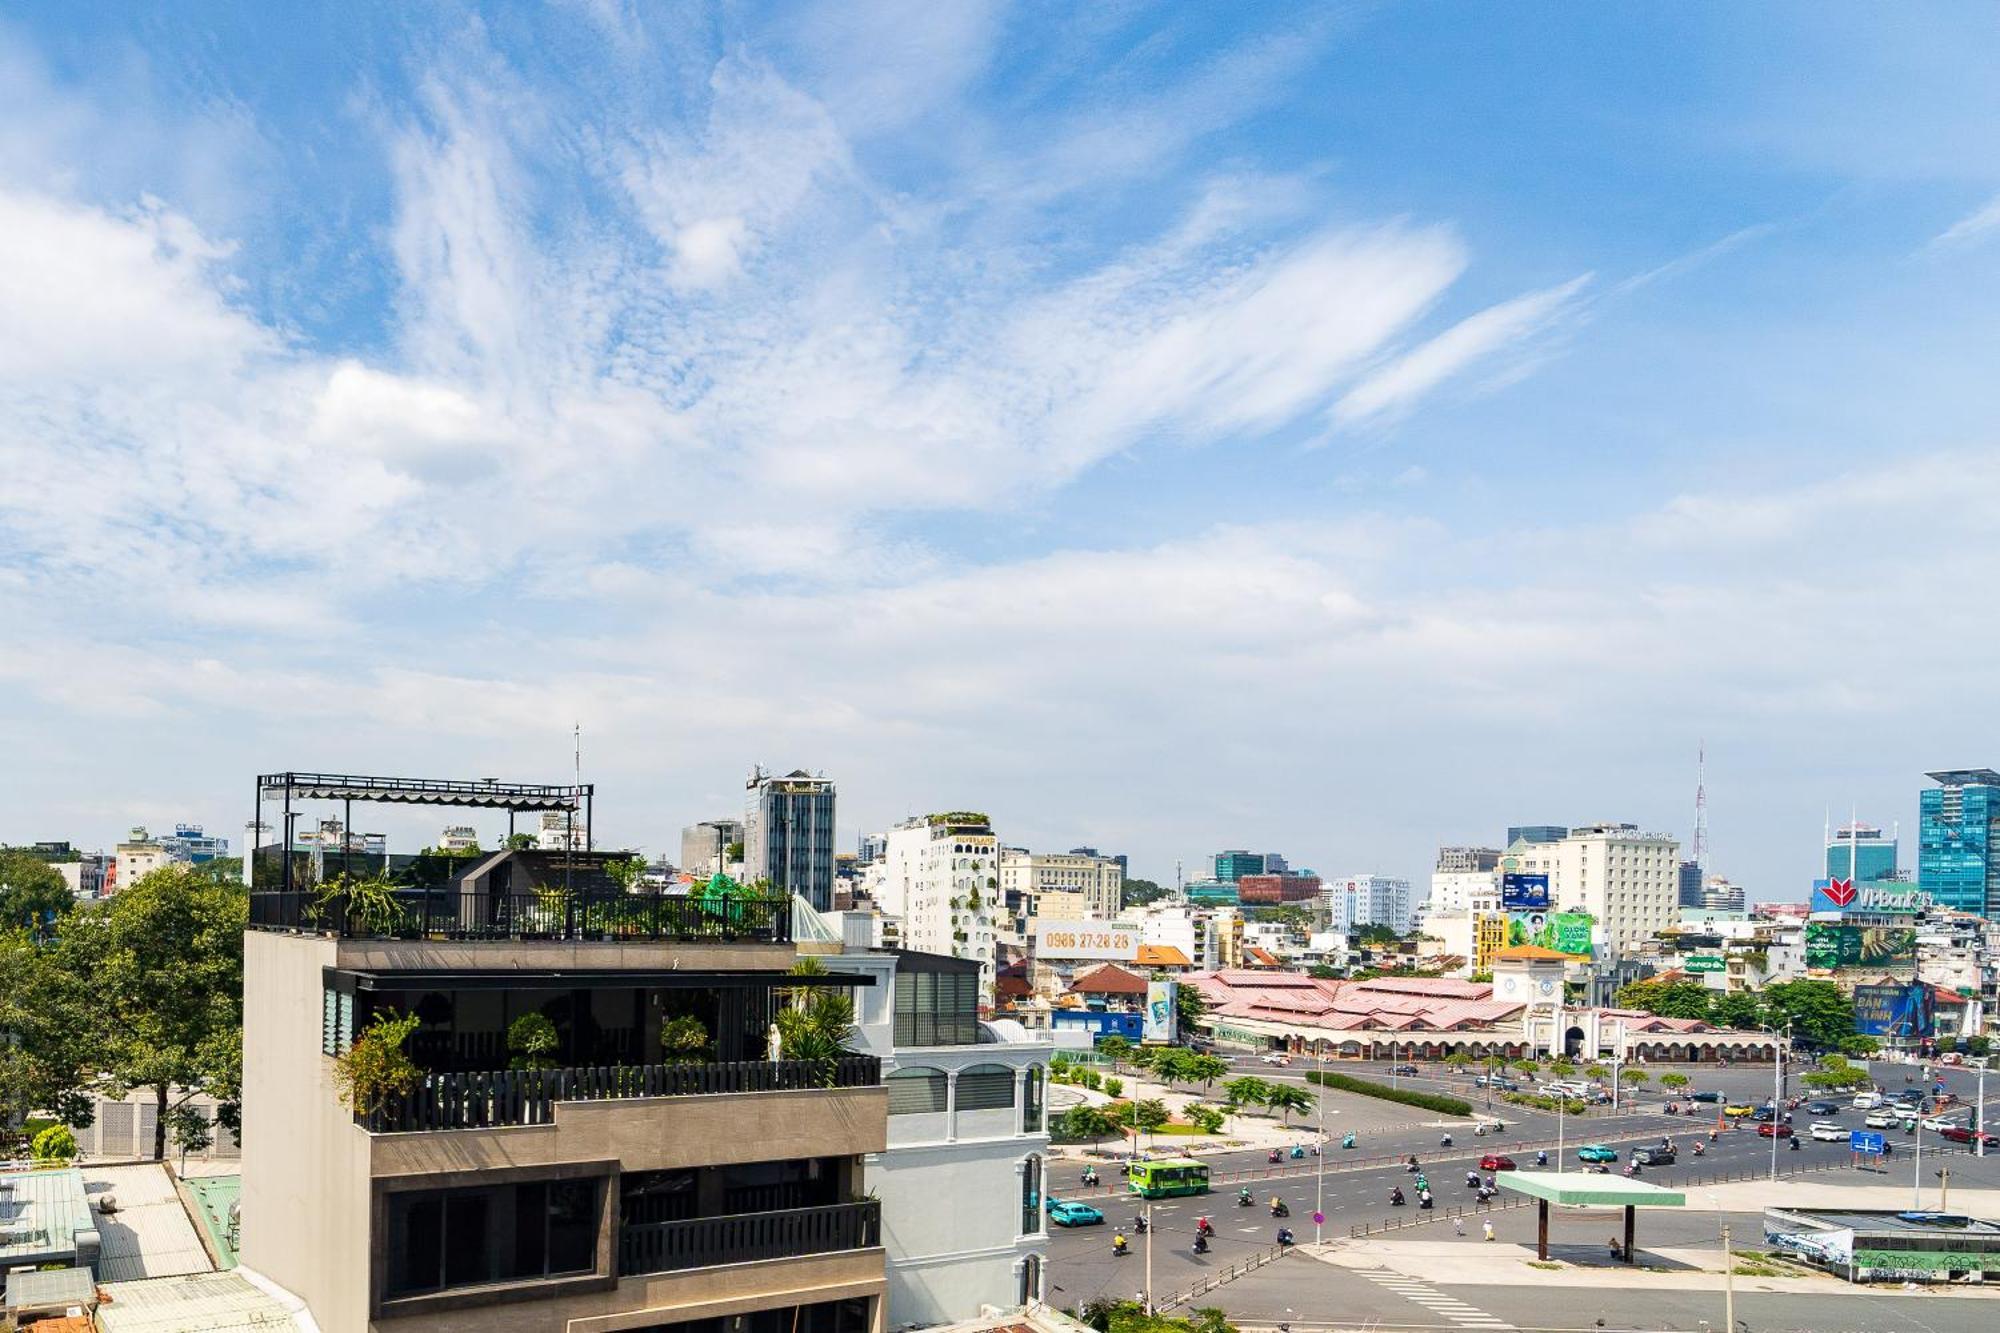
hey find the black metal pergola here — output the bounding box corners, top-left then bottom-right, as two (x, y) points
(254, 771), (594, 897)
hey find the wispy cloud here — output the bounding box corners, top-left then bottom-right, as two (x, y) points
(1931, 193), (2000, 249)
(1331, 274), (1592, 426)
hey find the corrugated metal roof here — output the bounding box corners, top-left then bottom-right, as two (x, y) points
(97, 1272), (305, 1332)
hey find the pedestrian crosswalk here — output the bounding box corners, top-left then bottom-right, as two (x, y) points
(1356, 1267), (1515, 1329)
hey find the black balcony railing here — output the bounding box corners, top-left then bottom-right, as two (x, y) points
(361, 1055), (882, 1133)
(619, 1201), (881, 1276)
(248, 887), (790, 944)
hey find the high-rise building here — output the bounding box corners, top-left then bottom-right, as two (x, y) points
(1502, 822), (1680, 957)
(679, 819), (743, 877)
(1328, 875), (1416, 933)
(744, 769), (837, 911)
(1425, 868), (1500, 918)
(1436, 847), (1501, 874)
(157, 823), (230, 862)
(997, 848), (1123, 918)
(858, 832), (888, 866)
(1920, 770), (2000, 917)
(1827, 822), (1899, 884)
(880, 813), (1001, 998)
(1507, 826), (1567, 846)
(1211, 850), (1266, 882)
(1693, 876), (1747, 914)
(1677, 859), (1704, 908)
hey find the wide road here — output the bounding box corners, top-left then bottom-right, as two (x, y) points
(1049, 1056), (2000, 1316)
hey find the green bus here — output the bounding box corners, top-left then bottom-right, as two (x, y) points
(1127, 1158), (1211, 1199)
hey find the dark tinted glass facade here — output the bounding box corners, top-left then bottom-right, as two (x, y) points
(385, 1178), (600, 1297)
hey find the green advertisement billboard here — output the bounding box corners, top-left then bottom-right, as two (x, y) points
(1803, 921), (1917, 971)
(1506, 909), (1596, 959)
(1685, 955), (1725, 973)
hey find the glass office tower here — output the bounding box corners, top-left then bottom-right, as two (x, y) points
(1919, 770), (2000, 917)
(1825, 824), (1899, 883)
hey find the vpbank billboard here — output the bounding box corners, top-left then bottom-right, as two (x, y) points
(1812, 879), (1933, 915)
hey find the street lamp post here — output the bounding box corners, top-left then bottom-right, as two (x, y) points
(1977, 1058), (1989, 1159)
(1769, 1024), (1788, 1182)
(1913, 1106), (1925, 1210)
(1314, 1042), (1327, 1244)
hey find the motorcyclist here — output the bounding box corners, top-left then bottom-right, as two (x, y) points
(1419, 1189), (1434, 1210)
(1196, 1216), (1214, 1237)
(1133, 1215), (1148, 1234)
(1790, 1134), (1801, 1151)
(1536, 1150), (1549, 1166)
(1485, 1175), (1496, 1190)
(1441, 1133), (1454, 1147)
(1390, 1186), (1406, 1206)
(1290, 1144), (1306, 1159)
(1192, 1233), (1210, 1255)
(1276, 1226), (1295, 1246)
(1237, 1187), (1254, 1206)
(1270, 1198), (1290, 1217)
(1466, 1170), (1480, 1188)
(1342, 1132), (1356, 1149)
(1693, 1141), (1705, 1156)
(1267, 1149), (1282, 1164)
(1414, 1173), (1429, 1193)
(1112, 1232), (1129, 1256)
(1082, 1167), (1099, 1186)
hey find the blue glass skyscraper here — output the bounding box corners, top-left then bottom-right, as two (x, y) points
(1918, 770), (2000, 917)
(1825, 824), (1898, 883)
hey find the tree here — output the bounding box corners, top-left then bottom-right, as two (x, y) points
(659, 1015), (711, 1064)
(1121, 879), (1169, 909)
(1307, 963), (1342, 980)
(1102, 1076), (1125, 1098)
(1659, 1072), (1690, 1092)
(1614, 978), (1712, 1021)
(1175, 981), (1207, 1034)
(0, 929), (102, 1133)
(1222, 1075), (1272, 1112)
(1354, 923), (1402, 946)
(508, 1013), (561, 1070)
(1265, 1084), (1314, 1125)
(1585, 1063), (1609, 1081)
(1444, 1051), (1473, 1073)
(333, 1011), (422, 1118)
(1184, 1103), (1226, 1134)
(1187, 1053), (1229, 1093)
(1619, 1068), (1648, 1089)
(0, 850), (72, 938)
(1127, 1097), (1171, 1150)
(1549, 1058), (1575, 1077)
(1761, 980), (1857, 1051)
(1708, 991), (1765, 1031)
(56, 864), (245, 1160)
(1098, 1035), (1134, 1072)
(164, 1102), (214, 1171)
(31, 1122), (78, 1163)
(604, 854), (648, 892)
(1058, 1104), (1117, 1150)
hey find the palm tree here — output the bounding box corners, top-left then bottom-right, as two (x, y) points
(1266, 1084), (1315, 1126)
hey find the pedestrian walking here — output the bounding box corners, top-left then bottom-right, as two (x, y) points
(1454, 1217), (1465, 1237)
(1482, 1219), (1494, 1242)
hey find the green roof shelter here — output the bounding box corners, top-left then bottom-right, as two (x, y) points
(1499, 1172), (1686, 1263)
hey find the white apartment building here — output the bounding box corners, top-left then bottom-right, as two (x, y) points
(1503, 822), (1681, 957)
(1327, 874), (1417, 934)
(820, 947), (1065, 1324)
(1424, 868), (1500, 919)
(880, 814), (1001, 1001)
(1128, 901), (1224, 970)
(997, 848), (1123, 919)
(113, 828), (170, 892)
(534, 808), (589, 851)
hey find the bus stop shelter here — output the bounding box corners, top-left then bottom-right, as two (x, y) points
(1498, 1173), (1686, 1262)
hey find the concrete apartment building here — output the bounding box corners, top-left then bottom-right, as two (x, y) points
(818, 943), (1058, 1324)
(241, 857), (888, 1333)
(996, 848), (1123, 920)
(681, 819), (745, 879)
(1502, 822), (1681, 957)
(1326, 874), (1417, 934)
(878, 814), (1001, 1002)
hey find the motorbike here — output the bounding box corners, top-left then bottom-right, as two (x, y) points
(1536, 1151), (1548, 1166)
(1267, 1149), (1282, 1164)
(1236, 1189), (1254, 1207)
(1476, 1186), (1495, 1202)
(1390, 1188), (1406, 1206)
(1112, 1236), (1130, 1257)
(1276, 1227), (1295, 1247)
(1414, 1174), (1429, 1194)
(1196, 1217), (1214, 1238)
(1465, 1171), (1479, 1188)
(1475, 1124), (1486, 1137)
(1440, 1134), (1454, 1148)
(1692, 1142), (1705, 1157)
(1192, 1235), (1210, 1255)
(1791, 1136), (1802, 1150)
(1342, 1133), (1356, 1150)
(1418, 1192), (1434, 1210)
(1133, 1216), (1148, 1234)
(1290, 1145), (1306, 1160)
(1270, 1201), (1290, 1218)
(1665, 1103), (1678, 1116)
(1081, 1169), (1099, 1186)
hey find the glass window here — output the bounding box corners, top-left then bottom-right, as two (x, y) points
(1022, 1065), (1044, 1132)
(384, 1178), (601, 1298)
(956, 1065), (1016, 1112)
(1019, 1156), (1042, 1235)
(886, 1068), (948, 1115)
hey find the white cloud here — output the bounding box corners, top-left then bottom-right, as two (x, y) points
(1333, 274), (1592, 425)
(1931, 193), (2000, 248)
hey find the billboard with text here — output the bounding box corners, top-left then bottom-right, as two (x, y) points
(1803, 922), (1917, 970)
(1501, 872), (1550, 911)
(1853, 983), (1934, 1039)
(1032, 919), (1139, 961)
(1506, 909), (1595, 959)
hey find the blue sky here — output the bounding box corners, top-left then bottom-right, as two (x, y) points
(3, 3), (1998, 898)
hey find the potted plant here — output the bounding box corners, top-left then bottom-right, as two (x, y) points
(508, 1013), (561, 1071)
(333, 1012), (423, 1119)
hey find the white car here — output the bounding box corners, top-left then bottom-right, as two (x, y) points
(1809, 1121), (1847, 1142)
(1864, 1109), (1900, 1128)
(1852, 1092), (1884, 1109)
(1260, 1053), (1291, 1067)
(1921, 1115), (1959, 1132)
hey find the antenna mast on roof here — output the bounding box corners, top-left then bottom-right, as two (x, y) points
(1691, 741), (1709, 875)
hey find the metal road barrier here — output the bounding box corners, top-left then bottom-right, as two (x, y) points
(1155, 1241), (1294, 1310)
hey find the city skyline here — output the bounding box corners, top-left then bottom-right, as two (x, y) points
(4, 6), (1999, 901)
